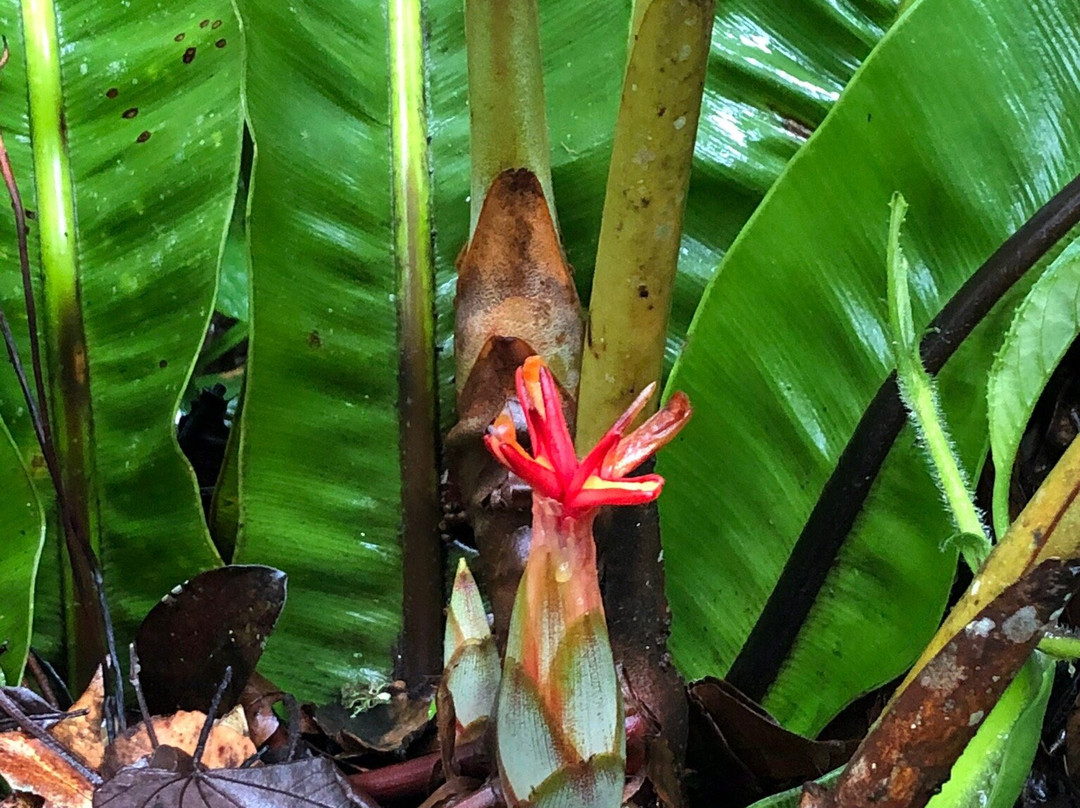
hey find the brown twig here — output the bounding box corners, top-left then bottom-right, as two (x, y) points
(24, 651), (59, 709)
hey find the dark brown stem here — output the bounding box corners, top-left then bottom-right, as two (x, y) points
(193, 666), (232, 766)
(347, 740), (489, 803)
(728, 169), (1080, 699)
(25, 652), (59, 709)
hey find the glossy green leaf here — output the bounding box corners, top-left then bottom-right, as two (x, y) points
(429, 0), (898, 423)
(659, 0), (1080, 734)
(0, 416), (44, 684)
(927, 652), (1054, 808)
(0, 0), (241, 668)
(234, 0), (402, 701)
(988, 236), (1080, 538)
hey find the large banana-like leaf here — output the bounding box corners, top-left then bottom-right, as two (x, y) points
(234, 0), (404, 700)
(430, 0), (898, 420)
(659, 0), (1080, 734)
(0, 416), (44, 684)
(231, 0), (896, 700)
(0, 0), (240, 672)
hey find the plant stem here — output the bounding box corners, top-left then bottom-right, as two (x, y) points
(576, 0), (713, 450)
(389, 0), (442, 685)
(886, 194), (989, 569)
(464, 0), (554, 235)
(19, 0), (123, 735)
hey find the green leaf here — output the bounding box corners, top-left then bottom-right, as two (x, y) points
(429, 0), (899, 425)
(0, 0), (241, 670)
(659, 0), (1080, 734)
(746, 769), (842, 808)
(926, 652), (1054, 808)
(217, 189), (250, 324)
(0, 416), (44, 684)
(233, 0), (403, 701)
(987, 234), (1080, 538)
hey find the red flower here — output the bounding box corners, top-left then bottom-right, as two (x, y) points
(484, 356), (691, 518)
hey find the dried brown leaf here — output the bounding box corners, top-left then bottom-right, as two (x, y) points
(101, 710), (256, 776)
(50, 667), (105, 770)
(454, 168), (582, 398)
(0, 732), (93, 808)
(239, 671), (283, 748)
(1, 792), (44, 808)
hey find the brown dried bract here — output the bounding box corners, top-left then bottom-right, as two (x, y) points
(0, 732), (93, 808)
(51, 666), (105, 770)
(102, 710), (256, 777)
(688, 677), (855, 806)
(801, 558), (1080, 808)
(454, 168), (582, 399)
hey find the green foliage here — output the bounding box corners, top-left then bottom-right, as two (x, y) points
(927, 653), (1054, 808)
(886, 193), (989, 569)
(0, 416), (44, 683)
(988, 235), (1080, 537)
(0, 0), (241, 669)
(659, 0), (1080, 734)
(232, 0), (403, 700)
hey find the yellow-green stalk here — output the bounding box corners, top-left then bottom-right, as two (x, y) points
(576, 0), (713, 450)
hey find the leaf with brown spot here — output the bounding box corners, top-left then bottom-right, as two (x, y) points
(801, 558), (1080, 808)
(0, 732), (93, 808)
(50, 667), (105, 770)
(133, 565), (286, 716)
(101, 710), (256, 777)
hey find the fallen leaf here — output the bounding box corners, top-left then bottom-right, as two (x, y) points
(94, 755), (373, 808)
(310, 686), (433, 755)
(50, 667), (105, 770)
(101, 710), (256, 776)
(239, 671), (283, 748)
(687, 677), (855, 806)
(0, 732), (93, 808)
(133, 565), (286, 716)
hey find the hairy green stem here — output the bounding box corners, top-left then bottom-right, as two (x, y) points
(576, 0), (713, 449)
(887, 194), (989, 570)
(464, 0), (554, 235)
(390, 0), (442, 684)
